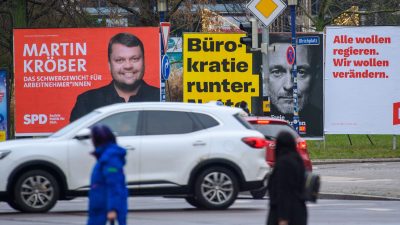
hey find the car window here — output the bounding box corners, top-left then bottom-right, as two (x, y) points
(143, 110), (200, 135)
(51, 111), (100, 138)
(93, 111), (139, 136)
(252, 124), (299, 139)
(193, 112), (219, 129)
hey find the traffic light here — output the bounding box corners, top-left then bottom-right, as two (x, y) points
(239, 18), (258, 50)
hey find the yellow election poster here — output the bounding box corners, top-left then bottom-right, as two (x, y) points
(183, 33), (259, 109)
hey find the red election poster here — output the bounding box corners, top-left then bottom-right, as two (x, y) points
(14, 28), (160, 136)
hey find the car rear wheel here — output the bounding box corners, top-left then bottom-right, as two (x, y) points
(250, 186), (267, 199)
(13, 170), (59, 213)
(194, 167), (238, 210)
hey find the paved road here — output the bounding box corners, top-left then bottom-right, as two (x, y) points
(1, 161), (399, 224)
(0, 197), (399, 225)
(314, 161), (400, 199)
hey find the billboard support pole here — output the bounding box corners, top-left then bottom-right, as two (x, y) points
(288, 0), (299, 134)
(393, 135), (397, 150)
(347, 134), (353, 145)
(366, 135), (374, 145)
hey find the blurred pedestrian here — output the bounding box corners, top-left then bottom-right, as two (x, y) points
(266, 131), (307, 225)
(87, 125), (128, 225)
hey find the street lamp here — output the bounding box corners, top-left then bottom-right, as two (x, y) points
(157, 0), (167, 12)
(157, 0), (167, 22)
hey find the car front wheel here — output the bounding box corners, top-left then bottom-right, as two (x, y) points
(13, 170), (59, 213)
(6, 199), (22, 211)
(184, 197), (204, 208)
(194, 167), (238, 210)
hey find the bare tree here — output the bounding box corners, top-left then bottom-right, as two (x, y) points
(0, 0), (95, 71)
(299, 0), (400, 31)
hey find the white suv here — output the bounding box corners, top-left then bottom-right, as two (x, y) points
(0, 102), (269, 212)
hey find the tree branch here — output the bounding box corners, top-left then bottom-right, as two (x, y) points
(298, 4), (317, 25)
(56, 12), (66, 28)
(27, 0), (45, 6)
(30, 0), (57, 22)
(0, 39), (10, 49)
(357, 9), (400, 15)
(0, 10), (13, 46)
(328, 8), (400, 26)
(167, 0), (185, 20)
(109, 0), (140, 15)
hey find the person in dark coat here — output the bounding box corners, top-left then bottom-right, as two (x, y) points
(266, 131), (307, 225)
(239, 100), (250, 116)
(87, 125), (128, 225)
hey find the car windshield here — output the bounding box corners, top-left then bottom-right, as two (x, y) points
(252, 123), (299, 139)
(50, 111), (100, 138)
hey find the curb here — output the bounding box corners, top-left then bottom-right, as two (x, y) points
(319, 192), (400, 201)
(239, 193), (400, 201)
(312, 158), (400, 165)
(241, 159), (400, 201)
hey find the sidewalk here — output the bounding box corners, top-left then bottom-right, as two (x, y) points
(312, 157), (400, 165)
(319, 192), (400, 201)
(312, 159), (400, 201)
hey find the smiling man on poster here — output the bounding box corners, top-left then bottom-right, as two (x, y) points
(13, 28), (160, 136)
(70, 33), (160, 122)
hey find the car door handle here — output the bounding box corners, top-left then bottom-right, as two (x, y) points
(193, 141), (206, 146)
(123, 145), (136, 151)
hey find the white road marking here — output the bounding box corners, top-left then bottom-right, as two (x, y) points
(362, 208), (393, 212)
(322, 176), (392, 183)
(307, 203), (369, 207)
(235, 200), (254, 204)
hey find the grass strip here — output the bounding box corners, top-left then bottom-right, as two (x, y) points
(308, 135), (400, 159)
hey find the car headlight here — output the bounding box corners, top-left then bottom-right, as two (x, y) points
(0, 150), (11, 160)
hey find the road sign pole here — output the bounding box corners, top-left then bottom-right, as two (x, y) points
(159, 21), (170, 102)
(289, 1), (299, 134)
(251, 18), (258, 49)
(262, 27), (269, 98)
(158, 0), (168, 102)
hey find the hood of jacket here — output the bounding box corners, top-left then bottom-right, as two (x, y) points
(94, 143), (126, 165)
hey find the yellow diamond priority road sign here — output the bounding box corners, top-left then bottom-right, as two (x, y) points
(247, 0), (286, 27)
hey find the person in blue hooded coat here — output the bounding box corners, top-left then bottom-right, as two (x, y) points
(87, 125), (128, 225)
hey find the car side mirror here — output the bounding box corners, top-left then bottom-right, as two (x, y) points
(75, 128), (91, 140)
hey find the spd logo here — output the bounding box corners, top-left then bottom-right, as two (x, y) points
(24, 114), (48, 125)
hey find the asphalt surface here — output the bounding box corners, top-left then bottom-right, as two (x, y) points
(2, 198), (399, 225)
(312, 158), (400, 201)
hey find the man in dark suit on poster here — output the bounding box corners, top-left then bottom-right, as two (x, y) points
(265, 33), (323, 137)
(70, 33), (160, 122)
